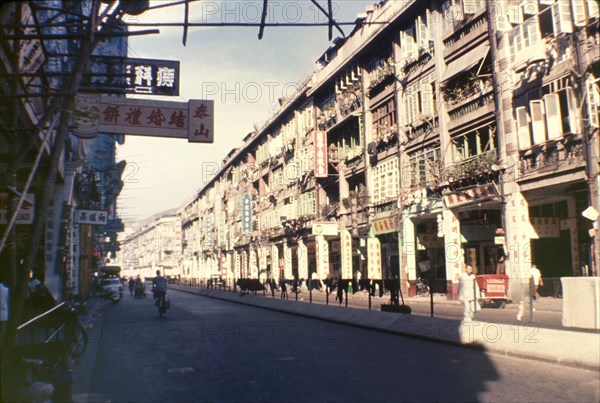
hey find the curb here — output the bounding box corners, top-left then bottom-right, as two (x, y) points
(171, 284), (600, 372)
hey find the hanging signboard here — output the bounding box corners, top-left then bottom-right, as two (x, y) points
(72, 94), (214, 143)
(271, 244), (280, 283)
(242, 194), (252, 233)
(367, 237), (382, 280)
(444, 184), (499, 209)
(312, 221), (338, 236)
(340, 229), (353, 279)
(74, 209), (108, 225)
(82, 56), (180, 96)
(315, 235), (329, 280)
(313, 131), (328, 178)
(298, 239), (308, 280)
(283, 243), (293, 279)
(371, 216), (398, 235)
(0, 193), (35, 224)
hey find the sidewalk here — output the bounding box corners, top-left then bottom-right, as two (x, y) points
(171, 284), (600, 371)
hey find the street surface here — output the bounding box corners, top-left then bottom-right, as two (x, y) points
(74, 288), (599, 402)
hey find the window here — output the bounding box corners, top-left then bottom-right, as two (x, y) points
(441, 0), (464, 35)
(400, 27), (416, 61)
(404, 75), (435, 124)
(371, 98), (396, 140)
(405, 147), (440, 188)
(373, 157), (399, 203)
(452, 125), (497, 161)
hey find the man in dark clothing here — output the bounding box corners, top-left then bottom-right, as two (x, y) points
(152, 270), (168, 309)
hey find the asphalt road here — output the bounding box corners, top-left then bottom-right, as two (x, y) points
(76, 288), (599, 402)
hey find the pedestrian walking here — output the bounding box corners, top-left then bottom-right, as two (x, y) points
(530, 264), (543, 299)
(458, 264), (479, 320)
(280, 279), (288, 300)
(128, 277), (135, 296)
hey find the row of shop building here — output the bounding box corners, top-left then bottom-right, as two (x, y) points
(121, 0), (600, 298)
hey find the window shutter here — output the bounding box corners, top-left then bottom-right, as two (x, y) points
(401, 27), (415, 60)
(530, 100), (547, 144)
(544, 93), (563, 140)
(552, 1), (573, 34)
(571, 0), (587, 26)
(588, 0), (600, 18)
(565, 87), (580, 134)
(516, 106), (532, 149)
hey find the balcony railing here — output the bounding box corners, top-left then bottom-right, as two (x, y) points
(444, 149), (500, 183)
(519, 136), (586, 178)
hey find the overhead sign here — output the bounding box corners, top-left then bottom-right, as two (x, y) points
(72, 94), (214, 143)
(82, 56), (180, 96)
(312, 221), (338, 236)
(371, 216), (398, 235)
(0, 193), (35, 224)
(74, 209), (108, 225)
(444, 184), (499, 209)
(313, 131), (328, 178)
(582, 206), (599, 221)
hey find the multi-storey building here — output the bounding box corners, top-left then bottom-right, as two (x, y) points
(121, 211), (182, 280)
(139, 0), (598, 298)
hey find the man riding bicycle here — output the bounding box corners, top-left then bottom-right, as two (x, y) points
(152, 270), (168, 315)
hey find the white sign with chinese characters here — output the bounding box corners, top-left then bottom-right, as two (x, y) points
(74, 209), (108, 225)
(341, 229), (353, 280)
(315, 236), (329, 280)
(72, 95), (214, 143)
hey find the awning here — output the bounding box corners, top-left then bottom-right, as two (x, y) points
(442, 42), (490, 82)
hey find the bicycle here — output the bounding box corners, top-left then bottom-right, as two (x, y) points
(42, 302), (88, 357)
(155, 291), (167, 317)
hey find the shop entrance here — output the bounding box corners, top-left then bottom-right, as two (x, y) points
(464, 243), (505, 275)
(531, 230), (572, 277)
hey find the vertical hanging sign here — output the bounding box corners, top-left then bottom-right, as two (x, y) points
(313, 131), (328, 178)
(315, 235), (329, 280)
(242, 194), (252, 233)
(271, 244), (280, 282)
(298, 239), (308, 280)
(341, 229), (353, 279)
(367, 237), (382, 280)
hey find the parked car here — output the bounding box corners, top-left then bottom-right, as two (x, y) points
(207, 274), (225, 288)
(101, 277), (123, 299)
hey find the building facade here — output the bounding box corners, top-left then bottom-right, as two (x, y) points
(125, 0), (599, 297)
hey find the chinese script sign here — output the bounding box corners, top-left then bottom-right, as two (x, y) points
(74, 209), (108, 225)
(242, 194), (252, 233)
(73, 94), (214, 143)
(367, 237), (382, 280)
(313, 131), (328, 178)
(340, 229), (353, 280)
(83, 56), (180, 96)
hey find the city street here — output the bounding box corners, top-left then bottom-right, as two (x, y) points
(73, 288), (599, 402)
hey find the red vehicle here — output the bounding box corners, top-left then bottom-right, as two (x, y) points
(476, 274), (509, 308)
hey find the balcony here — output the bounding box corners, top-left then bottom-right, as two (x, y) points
(519, 136), (586, 179)
(444, 149), (500, 183)
(446, 89), (495, 132)
(443, 11), (488, 60)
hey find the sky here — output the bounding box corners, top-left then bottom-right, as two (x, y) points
(116, 0), (376, 229)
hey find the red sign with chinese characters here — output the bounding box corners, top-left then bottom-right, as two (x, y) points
(313, 131), (328, 178)
(73, 94), (214, 143)
(443, 184), (499, 209)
